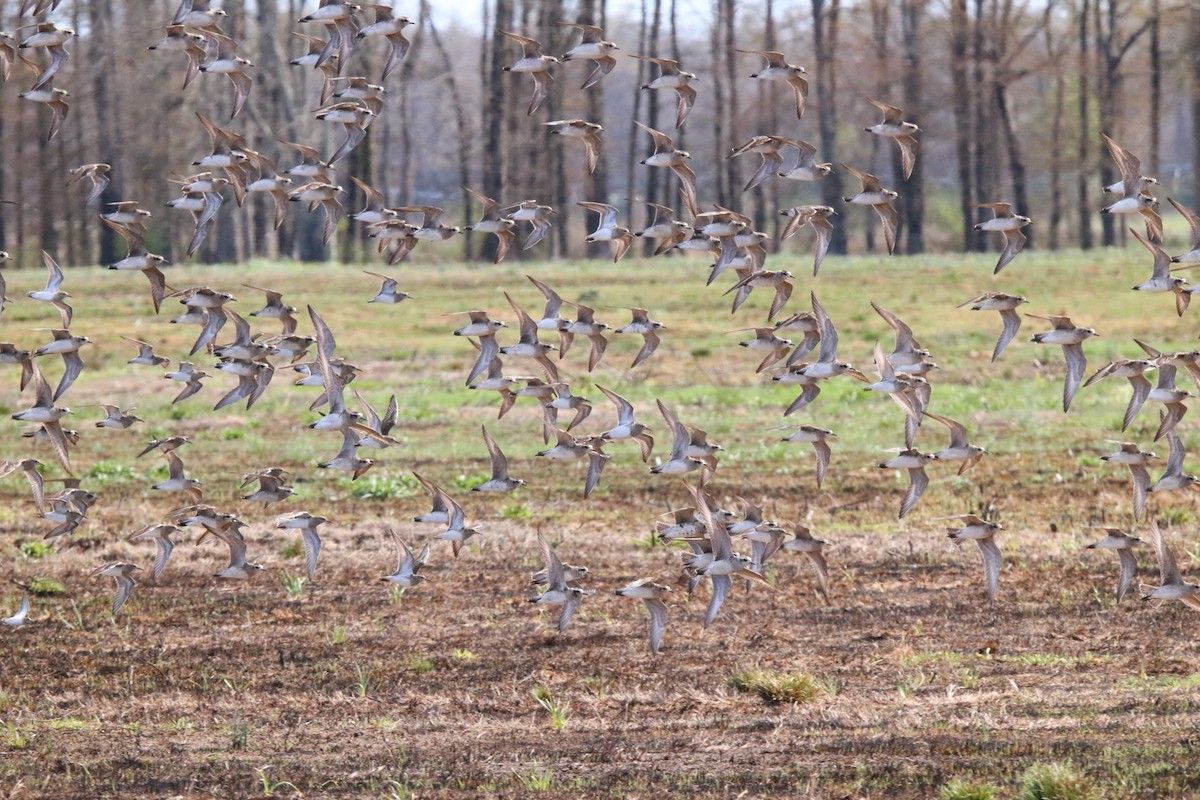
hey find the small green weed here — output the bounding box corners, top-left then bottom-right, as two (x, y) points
(18, 540), (53, 560)
(344, 474), (419, 500)
(27, 577), (65, 596)
(280, 573), (306, 598)
(531, 685), (569, 730)
(513, 763), (554, 791)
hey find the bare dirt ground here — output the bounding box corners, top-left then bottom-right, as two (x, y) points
(4, 473), (1200, 799)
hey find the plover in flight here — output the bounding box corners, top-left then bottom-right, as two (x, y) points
(1027, 313), (1098, 412)
(1085, 527), (1142, 602)
(92, 562), (139, 615)
(500, 31), (558, 116)
(615, 579), (671, 654)
(1142, 520), (1200, 610)
(2, 593), (29, 627)
(863, 98), (919, 179)
(128, 524), (183, 581)
(739, 49), (808, 118)
(842, 164), (899, 255)
(972, 202), (1032, 274)
(942, 515), (1004, 603)
(878, 449), (935, 519)
(957, 292), (1028, 362)
(530, 532), (594, 633)
(380, 529), (429, 588)
(557, 22), (619, 89)
(472, 424), (525, 493)
(1101, 440), (1157, 520)
(634, 55), (697, 128)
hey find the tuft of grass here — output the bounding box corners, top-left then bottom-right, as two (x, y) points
(350, 664), (378, 698)
(1157, 508), (1193, 527)
(381, 781), (416, 800)
(2, 721), (29, 749)
(27, 576), (65, 596)
(451, 472), (491, 491)
(940, 778), (1000, 800)
(498, 502), (533, 520)
(727, 668), (823, 705)
(513, 763), (554, 791)
(18, 540), (54, 560)
(280, 573), (306, 598)
(324, 625), (348, 646)
(1019, 762), (1097, 800)
(84, 460), (139, 484)
(531, 685), (569, 730)
(255, 767), (300, 797)
(279, 538), (304, 560)
(897, 669), (931, 699)
(404, 655), (436, 674)
(343, 473), (419, 500)
(450, 648), (477, 662)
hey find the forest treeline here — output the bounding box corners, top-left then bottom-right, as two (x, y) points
(0, 0), (1196, 266)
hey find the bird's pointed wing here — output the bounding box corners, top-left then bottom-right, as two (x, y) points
(704, 573), (731, 628)
(1116, 547), (1137, 601)
(645, 597), (667, 654)
(899, 467), (928, 519)
(1061, 343), (1087, 412)
(538, 531), (565, 590)
(994, 309), (1021, 362)
(977, 537), (1001, 603)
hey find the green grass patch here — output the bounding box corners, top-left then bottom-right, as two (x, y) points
(1019, 762), (1096, 800)
(727, 668), (823, 705)
(26, 577), (65, 596)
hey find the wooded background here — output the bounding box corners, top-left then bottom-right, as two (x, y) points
(0, 0), (1195, 265)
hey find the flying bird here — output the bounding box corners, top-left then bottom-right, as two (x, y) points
(739, 49), (808, 118)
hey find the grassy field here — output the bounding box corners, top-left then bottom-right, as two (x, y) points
(2, 247), (1200, 798)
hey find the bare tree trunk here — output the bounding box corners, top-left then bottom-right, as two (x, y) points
(644, 0), (664, 210)
(1096, 0), (1117, 246)
(899, 0), (925, 254)
(1076, 0), (1094, 249)
(427, 5), (475, 260)
(995, 82), (1032, 248)
(85, 2), (122, 265)
(482, 0), (515, 262)
(1194, 5), (1200, 207)
(811, 0), (846, 255)
(1148, 0), (1161, 174)
(1094, 0), (1153, 247)
(0, 3), (6, 253)
(540, 0), (569, 257)
(866, 0), (889, 252)
(720, 0), (739, 207)
(37, 136), (57, 256)
(1045, 20), (1066, 250)
(970, 0), (993, 251)
(949, 0), (974, 251)
(757, 0), (781, 244)
(584, 0), (609, 257)
(627, 0), (648, 249)
(709, 0), (729, 205)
